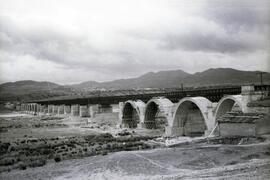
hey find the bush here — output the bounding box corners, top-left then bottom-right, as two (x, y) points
(29, 159), (46, 167)
(19, 164), (27, 170)
(101, 150), (108, 156)
(0, 157), (15, 166)
(54, 156), (61, 162)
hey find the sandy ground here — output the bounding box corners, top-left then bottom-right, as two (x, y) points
(0, 111), (270, 179)
(1, 142), (270, 180)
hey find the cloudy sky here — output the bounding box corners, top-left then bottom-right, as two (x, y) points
(0, 0), (269, 84)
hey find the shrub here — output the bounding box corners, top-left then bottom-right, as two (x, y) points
(54, 156), (61, 162)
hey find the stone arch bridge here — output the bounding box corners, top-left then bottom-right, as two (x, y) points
(21, 85), (269, 137)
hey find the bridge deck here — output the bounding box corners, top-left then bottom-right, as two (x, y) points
(28, 85), (270, 105)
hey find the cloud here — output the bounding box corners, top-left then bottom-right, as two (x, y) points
(160, 27), (267, 53)
(204, 0), (270, 30)
(126, 0), (270, 54)
(0, 0), (269, 84)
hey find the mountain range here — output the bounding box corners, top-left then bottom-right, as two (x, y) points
(71, 68), (270, 90)
(1, 68), (269, 101)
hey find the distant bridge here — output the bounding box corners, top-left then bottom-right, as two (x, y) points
(28, 85), (270, 105)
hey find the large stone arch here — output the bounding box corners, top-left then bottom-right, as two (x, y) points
(144, 97), (174, 129)
(121, 100), (145, 128)
(215, 95), (245, 121)
(167, 97), (214, 137)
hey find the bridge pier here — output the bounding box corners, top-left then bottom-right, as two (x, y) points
(26, 104), (29, 114)
(37, 104), (42, 115)
(15, 104), (21, 111)
(21, 104), (25, 113)
(79, 105), (90, 117)
(25, 104), (29, 114)
(71, 104), (79, 116)
(89, 105), (100, 118)
(20, 104), (25, 113)
(58, 105), (65, 115)
(29, 104), (32, 114)
(26, 104), (29, 113)
(48, 105), (53, 114)
(52, 105), (58, 114)
(28, 103), (37, 115)
(25, 104), (28, 113)
(27, 104), (31, 114)
(34, 103), (38, 115)
(64, 105), (71, 114)
(43, 106), (48, 114)
(28, 104), (32, 114)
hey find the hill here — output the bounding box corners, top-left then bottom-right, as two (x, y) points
(0, 80), (74, 101)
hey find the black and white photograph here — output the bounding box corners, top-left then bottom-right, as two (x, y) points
(0, 0), (270, 179)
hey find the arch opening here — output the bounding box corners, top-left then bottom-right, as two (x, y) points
(122, 103), (139, 128)
(215, 99), (242, 121)
(174, 101), (207, 137)
(144, 102), (166, 129)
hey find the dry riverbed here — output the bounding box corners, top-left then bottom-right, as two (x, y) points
(0, 112), (270, 179)
(0, 112), (161, 173)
